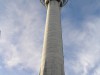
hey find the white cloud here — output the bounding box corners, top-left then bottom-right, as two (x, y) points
(63, 16), (100, 75)
(0, 40), (19, 68)
(0, 0), (44, 74)
(93, 66), (100, 75)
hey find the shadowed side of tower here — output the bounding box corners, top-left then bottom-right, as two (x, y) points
(40, 0), (67, 75)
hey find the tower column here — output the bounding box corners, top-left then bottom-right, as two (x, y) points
(40, 1), (65, 75)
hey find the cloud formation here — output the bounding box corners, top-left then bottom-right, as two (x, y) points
(63, 16), (100, 75)
(0, 0), (44, 74)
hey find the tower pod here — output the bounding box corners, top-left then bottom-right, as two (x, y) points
(40, 0), (68, 7)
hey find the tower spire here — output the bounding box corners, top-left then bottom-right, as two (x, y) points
(40, 0), (68, 75)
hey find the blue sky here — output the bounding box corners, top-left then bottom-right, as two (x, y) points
(0, 0), (100, 75)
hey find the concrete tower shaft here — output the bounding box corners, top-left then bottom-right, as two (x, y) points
(40, 0), (67, 75)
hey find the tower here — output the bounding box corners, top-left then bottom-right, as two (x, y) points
(40, 0), (68, 75)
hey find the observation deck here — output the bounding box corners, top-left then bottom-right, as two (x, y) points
(40, 0), (68, 7)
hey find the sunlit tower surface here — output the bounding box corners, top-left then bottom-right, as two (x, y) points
(40, 0), (68, 75)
